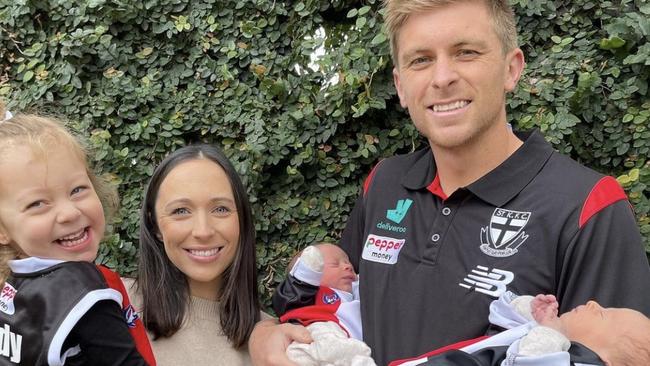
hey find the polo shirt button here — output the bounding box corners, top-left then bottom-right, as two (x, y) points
(442, 207), (451, 216)
(431, 233), (440, 242)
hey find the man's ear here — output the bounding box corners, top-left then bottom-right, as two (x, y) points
(504, 47), (525, 92)
(393, 67), (408, 109)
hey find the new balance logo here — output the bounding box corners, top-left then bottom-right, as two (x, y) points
(386, 199), (413, 224)
(459, 265), (514, 298)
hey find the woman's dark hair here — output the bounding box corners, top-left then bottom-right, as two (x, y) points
(137, 144), (260, 348)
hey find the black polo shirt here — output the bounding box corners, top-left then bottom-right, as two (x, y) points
(340, 130), (650, 366)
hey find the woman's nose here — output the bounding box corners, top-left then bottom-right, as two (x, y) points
(192, 213), (216, 239)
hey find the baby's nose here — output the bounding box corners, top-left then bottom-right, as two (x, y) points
(585, 300), (602, 310)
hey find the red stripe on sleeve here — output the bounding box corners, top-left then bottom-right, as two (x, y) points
(579, 176), (628, 229)
(388, 335), (490, 366)
(98, 266), (157, 366)
(363, 161), (382, 196)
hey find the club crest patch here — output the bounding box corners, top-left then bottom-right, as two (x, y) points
(0, 282), (16, 315)
(322, 292), (340, 305)
(480, 208), (531, 258)
(123, 304), (139, 328)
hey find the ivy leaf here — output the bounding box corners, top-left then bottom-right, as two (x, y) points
(23, 71), (34, 82)
(600, 36), (626, 50)
(371, 33), (387, 45)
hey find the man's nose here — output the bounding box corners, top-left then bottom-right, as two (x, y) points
(430, 57), (459, 89)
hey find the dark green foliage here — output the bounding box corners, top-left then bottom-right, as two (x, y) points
(2, 0), (648, 309)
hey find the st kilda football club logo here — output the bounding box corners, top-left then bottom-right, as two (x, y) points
(480, 208), (531, 257)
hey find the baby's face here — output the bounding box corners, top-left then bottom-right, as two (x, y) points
(560, 301), (650, 358)
(319, 244), (357, 293)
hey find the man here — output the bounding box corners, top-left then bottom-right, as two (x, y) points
(250, 1), (650, 365)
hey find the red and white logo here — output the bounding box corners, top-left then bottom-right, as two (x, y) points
(0, 283), (17, 315)
(362, 234), (405, 265)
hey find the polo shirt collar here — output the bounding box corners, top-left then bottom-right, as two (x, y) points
(401, 130), (554, 206)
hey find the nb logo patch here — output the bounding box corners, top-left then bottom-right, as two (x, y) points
(480, 208), (531, 258)
(459, 265), (514, 298)
(386, 199), (413, 224)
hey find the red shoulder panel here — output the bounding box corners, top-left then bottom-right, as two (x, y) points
(363, 161), (383, 196)
(388, 335), (490, 366)
(97, 266), (157, 366)
(579, 176), (629, 229)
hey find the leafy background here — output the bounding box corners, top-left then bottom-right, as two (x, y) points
(1, 0), (649, 308)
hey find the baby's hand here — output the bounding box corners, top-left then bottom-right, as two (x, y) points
(300, 246), (324, 273)
(531, 294), (562, 330)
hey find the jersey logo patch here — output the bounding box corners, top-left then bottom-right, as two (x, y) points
(459, 265), (514, 297)
(386, 199), (413, 224)
(362, 234), (405, 265)
(0, 283), (16, 316)
(480, 208), (531, 258)
(123, 304), (139, 328)
(322, 292), (340, 305)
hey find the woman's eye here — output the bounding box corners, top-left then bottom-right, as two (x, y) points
(171, 207), (190, 215)
(213, 206), (232, 216)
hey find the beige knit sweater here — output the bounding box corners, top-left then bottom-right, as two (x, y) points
(123, 278), (254, 366)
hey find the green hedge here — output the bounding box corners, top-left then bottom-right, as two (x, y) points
(2, 0), (649, 308)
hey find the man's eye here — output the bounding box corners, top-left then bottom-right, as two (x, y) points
(458, 49), (479, 57)
(411, 56), (430, 65)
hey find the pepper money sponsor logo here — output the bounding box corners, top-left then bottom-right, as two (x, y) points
(0, 283), (16, 316)
(362, 234), (405, 265)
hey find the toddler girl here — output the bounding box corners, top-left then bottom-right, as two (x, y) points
(0, 103), (155, 365)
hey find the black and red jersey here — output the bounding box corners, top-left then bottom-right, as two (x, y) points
(340, 130), (650, 366)
(0, 258), (155, 366)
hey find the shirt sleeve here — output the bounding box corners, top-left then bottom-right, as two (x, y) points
(340, 194), (366, 272)
(556, 199), (650, 315)
(272, 274), (320, 317)
(64, 300), (148, 366)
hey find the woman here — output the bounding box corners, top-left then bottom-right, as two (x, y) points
(127, 144), (261, 365)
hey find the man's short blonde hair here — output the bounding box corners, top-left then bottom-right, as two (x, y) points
(382, 0), (519, 65)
